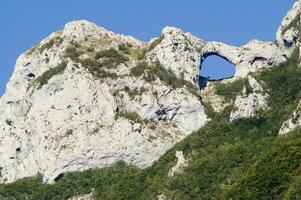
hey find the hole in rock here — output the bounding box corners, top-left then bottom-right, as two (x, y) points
(26, 73), (36, 81)
(27, 73), (35, 78)
(16, 147), (21, 154)
(155, 109), (167, 121)
(199, 55), (235, 88)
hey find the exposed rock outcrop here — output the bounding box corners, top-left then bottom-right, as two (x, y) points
(157, 194), (167, 200)
(168, 151), (188, 177)
(279, 101), (301, 135)
(68, 192), (94, 200)
(230, 76), (268, 122)
(0, 20), (208, 183)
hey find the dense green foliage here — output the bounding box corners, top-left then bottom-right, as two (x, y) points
(2, 50), (301, 199)
(131, 62), (149, 77)
(64, 47), (118, 79)
(35, 61), (67, 89)
(0, 162), (141, 200)
(95, 48), (129, 68)
(214, 78), (252, 102)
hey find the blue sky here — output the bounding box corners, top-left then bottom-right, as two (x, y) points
(0, 0), (296, 95)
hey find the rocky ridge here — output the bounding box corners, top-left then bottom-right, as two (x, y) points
(0, 0), (300, 184)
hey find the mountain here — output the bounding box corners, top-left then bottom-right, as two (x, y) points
(0, 1), (301, 200)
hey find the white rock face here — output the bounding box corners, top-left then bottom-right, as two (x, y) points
(0, 1), (299, 184)
(230, 76), (268, 122)
(158, 194), (167, 200)
(0, 21), (208, 183)
(150, 15), (298, 84)
(279, 102), (301, 135)
(168, 151), (188, 177)
(68, 193), (93, 200)
(147, 27), (205, 84)
(276, 0), (301, 47)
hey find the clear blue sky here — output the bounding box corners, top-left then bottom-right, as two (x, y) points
(0, 0), (296, 96)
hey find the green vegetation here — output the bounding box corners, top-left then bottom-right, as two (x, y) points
(118, 43), (133, 54)
(131, 62), (199, 96)
(131, 62), (149, 77)
(147, 65), (200, 96)
(127, 87), (148, 100)
(283, 171), (301, 200)
(27, 37), (64, 56)
(115, 111), (156, 129)
(214, 78), (251, 102)
(64, 47), (82, 62)
(129, 48), (147, 60)
(39, 40), (55, 53)
(26, 45), (39, 55)
(148, 35), (164, 51)
(282, 14), (301, 36)
(144, 64), (185, 89)
(65, 129), (73, 136)
(202, 102), (216, 119)
(95, 48), (129, 68)
(34, 61), (67, 90)
(64, 47), (118, 79)
(5, 119), (12, 126)
(0, 162), (141, 200)
(115, 111), (145, 124)
(2, 49), (301, 199)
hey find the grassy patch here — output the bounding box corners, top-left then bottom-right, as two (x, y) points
(129, 49), (147, 60)
(131, 62), (149, 77)
(127, 87), (148, 100)
(115, 111), (144, 124)
(26, 45), (39, 56)
(214, 78), (249, 102)
(65, 47), (82, 62)
(118, 43), (133, 54)
(147, 62), (200, 96)
(34, 61), (67, 89)
(282, 14), (300, 36)
(148, 35), (164, 51)
(95, 48), (129, 68)
(202, 102), (216, 119)
(131, 61), (199, 96)
(39, 40), (55, 53)
(64, 47), (118, 80)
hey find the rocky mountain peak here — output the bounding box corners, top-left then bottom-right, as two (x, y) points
(63, 20), (113, 39)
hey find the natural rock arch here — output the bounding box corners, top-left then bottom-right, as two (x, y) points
(198, 51), (236, 88)
(201, 52), (234, 65)
(200, 52), (235, 77)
